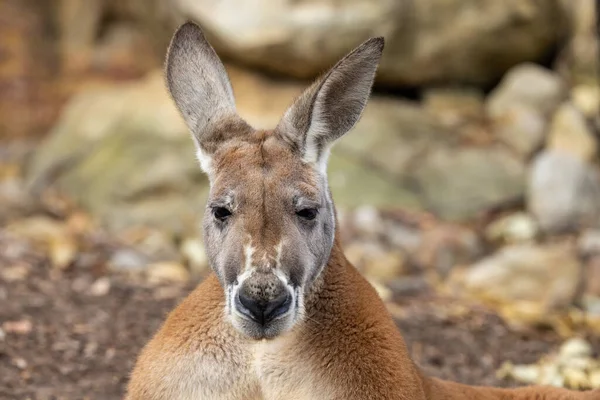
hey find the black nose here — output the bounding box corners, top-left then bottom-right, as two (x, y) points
(236, 290), (291, 325)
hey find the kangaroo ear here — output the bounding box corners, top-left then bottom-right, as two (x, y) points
(166, 22), (248, 173)
(275, 37), (384, 172)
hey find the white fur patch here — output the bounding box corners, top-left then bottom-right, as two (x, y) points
(243, 244), (256, 273)
(196, 147), (213, 174)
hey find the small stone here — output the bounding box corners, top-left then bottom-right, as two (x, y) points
(88, 277), (111, 296)
(583, 257), (600, 297)
(528, 150), (600, 233)
(147, 262), (190, 284)
(547, 103), (597, 161)
(493, 106), (546, 158)
(456, 244), (581, 312)
(559, 338), (593, 360)
(180, 237), (209, 276)
(3, 320), (32, 335)
(487, 64), (566, 118)
(538, 363), (564, 388)
(423, 87), (485, 127)
(589, 369), (600, 388)
(563, 367), (590, 390)
(352, 206), (383, 238)
(13, 358), (27, 370)
(572, 85), (600, 119)
(510, 364), (540, 384)
(487, 64), (566, 158)
(0, 264), (30, 282)
(415, 224), (482, 279)
(363, 250), (406, 281)
(383, 221), (422, 254)
(579, 230), (600, 256)
(108, 248), (148, 272)
(49, 236), (77, 270)
(583, 295), (600, 315)
(485, 212), (538, 244)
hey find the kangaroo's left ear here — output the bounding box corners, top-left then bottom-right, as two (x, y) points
(275, 37), (384, 172)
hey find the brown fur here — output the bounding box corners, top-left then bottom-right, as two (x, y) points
(126, 22), (599, 400)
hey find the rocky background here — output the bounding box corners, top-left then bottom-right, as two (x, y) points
(1, 0), (600, 398)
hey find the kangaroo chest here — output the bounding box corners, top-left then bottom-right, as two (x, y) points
(192, 336), (333, 400)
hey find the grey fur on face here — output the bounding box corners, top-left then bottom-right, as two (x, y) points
(165, 21), (383, 340)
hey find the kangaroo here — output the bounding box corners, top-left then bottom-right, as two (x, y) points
(126, 22), (599, 400)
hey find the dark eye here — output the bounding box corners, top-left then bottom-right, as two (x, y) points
(213, 207), (232, 221)
(296, 208), (318, 221)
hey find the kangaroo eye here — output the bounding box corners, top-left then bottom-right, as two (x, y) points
(213, 207), (232, 221)
(296, 208), (318, 221)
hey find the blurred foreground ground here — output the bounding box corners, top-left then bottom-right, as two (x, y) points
(2, 227), (597, 400)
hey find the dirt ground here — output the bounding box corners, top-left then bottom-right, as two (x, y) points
(2, 245), (597, 400)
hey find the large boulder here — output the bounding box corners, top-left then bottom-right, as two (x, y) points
(556, 0), (599, 86)
(179, 0), (566, 87)
(26, 71), (206, 235)
(486, 63), (567, 158)
(527, 150), (600, 233)
(454, 243), (581, 314)
(411, 146), (526, 221)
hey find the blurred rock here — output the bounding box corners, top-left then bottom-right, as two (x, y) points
(108, 248), (149, 272)
(579, 230), (600, 256)
(413, 147), (526, 221)
(118, 228), (179, 262)
(560, 337), (593, 359)
(583, 256), (600, 298)
(345, 240), (405, 281)
(415, 224), (482, 279)
(485, 212), (538, 244)
(26, 71), (207, 235)
(180, 237), (209, 277)
(146, 261), (190, 284)
(528, 151), (600, 233)
(382, 220), (422, 254)
(88, 277), (111, 296)
(332, 97), (447, 209)
(5, 216), (78, 269)
(547, 103), (597, 161)
(556, 0), (599, 85)
(363, 250), (406, 282)
(352, 206), (384, 239)
(0, 264), (30, 282)
(487, 64), (566, 157)
(571, 85), (600, 119)
(456, 244), (581, 312)
(423, 88), (485, 128)
(487, 64), (566, 117)
(56, 0), (175, 75)
(387, 276), (430, 298)
(181, 0), (566, 88)
(498, 338), (600, 390)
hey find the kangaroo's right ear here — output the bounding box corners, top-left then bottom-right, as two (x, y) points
(166, 22), (248, 173)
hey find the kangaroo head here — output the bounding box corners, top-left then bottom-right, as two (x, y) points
(166, 22), (383, 340)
